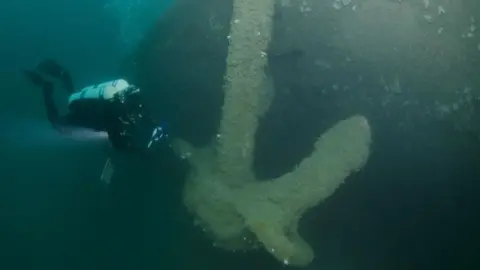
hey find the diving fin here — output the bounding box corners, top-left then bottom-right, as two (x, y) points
(23, 69), (53, 94)
(37, 59), (74, 93)
(37, 59), (66, 78)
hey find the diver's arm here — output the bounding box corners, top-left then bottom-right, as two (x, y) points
(104, 85), (170, 152)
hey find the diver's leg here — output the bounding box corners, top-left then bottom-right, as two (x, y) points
(23, 70), (61, 126)
(41, 84), (61, 126)
(37, 59), (74, 93)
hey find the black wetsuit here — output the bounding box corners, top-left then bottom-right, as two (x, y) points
(24, 59), (167, 152)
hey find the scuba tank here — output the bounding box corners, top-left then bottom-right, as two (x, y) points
(68, 79), (130, 105)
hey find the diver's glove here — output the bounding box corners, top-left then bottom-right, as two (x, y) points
(147, 122), (168, 149)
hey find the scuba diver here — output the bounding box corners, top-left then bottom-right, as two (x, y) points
(23, 59), (169, 183)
